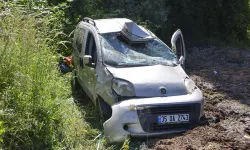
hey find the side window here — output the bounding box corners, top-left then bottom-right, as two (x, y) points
(75, 28), (86, 53)
(85, 32), (97, 67)
(73, 28), (80, 50)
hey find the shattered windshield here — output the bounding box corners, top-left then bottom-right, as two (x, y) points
(100, 32), (178, 67)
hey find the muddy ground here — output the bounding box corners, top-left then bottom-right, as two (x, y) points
(147, 47), (250, 150)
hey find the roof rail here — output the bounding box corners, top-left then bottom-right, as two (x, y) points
(83, 17), (96, 26)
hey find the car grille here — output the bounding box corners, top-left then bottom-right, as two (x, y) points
(147, 105), (193, 114)
(137, 103), (201, 132)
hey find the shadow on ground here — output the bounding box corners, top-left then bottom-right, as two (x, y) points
(71, 86), (103, 129)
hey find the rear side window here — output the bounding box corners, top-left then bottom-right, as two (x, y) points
(74, 27), (86, 53)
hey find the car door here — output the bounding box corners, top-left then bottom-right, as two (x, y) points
(80, 29), (98, 101)
(72, 26), (87, 78)
(171, 29), (186, 69)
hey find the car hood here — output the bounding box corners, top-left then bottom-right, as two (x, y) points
(107, 65), (188, 97)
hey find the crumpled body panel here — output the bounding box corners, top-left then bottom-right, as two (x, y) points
(107, 65), (188, 97)
(103, 88), (204, 143)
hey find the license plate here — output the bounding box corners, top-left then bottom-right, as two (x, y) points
(158, 114), (189, 124)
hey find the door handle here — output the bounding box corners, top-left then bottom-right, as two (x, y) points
(79, 58), (83, 68)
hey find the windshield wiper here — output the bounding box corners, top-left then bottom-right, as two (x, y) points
(116, 62), (150, 67)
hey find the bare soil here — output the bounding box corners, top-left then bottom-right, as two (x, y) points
(149, 47), (250, 150)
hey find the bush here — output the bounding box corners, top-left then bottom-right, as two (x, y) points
(0, 8), (94, 149)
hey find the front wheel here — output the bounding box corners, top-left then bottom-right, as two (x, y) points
(96, 97), (112, 125)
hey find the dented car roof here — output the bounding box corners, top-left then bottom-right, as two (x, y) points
(94, 18), (130, 33)
(81, 18), (155, 38)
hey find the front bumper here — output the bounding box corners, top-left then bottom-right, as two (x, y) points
(103, 88), (204, 143)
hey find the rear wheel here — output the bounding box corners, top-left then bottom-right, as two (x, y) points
(71, 69), (81, 90)
(71, 70), (91, 105)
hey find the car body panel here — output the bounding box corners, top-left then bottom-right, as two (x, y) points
(94, 62), (114, 105)
(107, 65), (188, 97)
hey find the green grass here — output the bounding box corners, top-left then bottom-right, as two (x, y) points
(0, 8), (103, 150)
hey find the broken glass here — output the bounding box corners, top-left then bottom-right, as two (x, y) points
(99, 32), (178, 67)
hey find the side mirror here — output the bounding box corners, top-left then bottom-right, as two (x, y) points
(179, 56), (184, 65)
(83, 55), (92, 65)
(171, 29), (186, 69)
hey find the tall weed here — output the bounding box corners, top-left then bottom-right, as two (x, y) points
(0, 9), (95, 149)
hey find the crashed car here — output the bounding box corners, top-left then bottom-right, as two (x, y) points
(72, 17), (204, 143)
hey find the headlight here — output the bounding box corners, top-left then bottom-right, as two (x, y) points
(112, 78), (136, 97)
(184, 77), (196, 94)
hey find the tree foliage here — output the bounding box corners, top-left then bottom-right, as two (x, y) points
(13, 0), (249, 49)
(66, 0), (250, 43)
(164, 0), (250, 42)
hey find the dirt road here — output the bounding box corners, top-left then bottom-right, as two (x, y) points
(149, 47), (250, 150)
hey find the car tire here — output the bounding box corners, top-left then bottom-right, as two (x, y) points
(96, 97), (112, 125)
(71, 70), (91, 104)
(72, 69), (80, 90)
